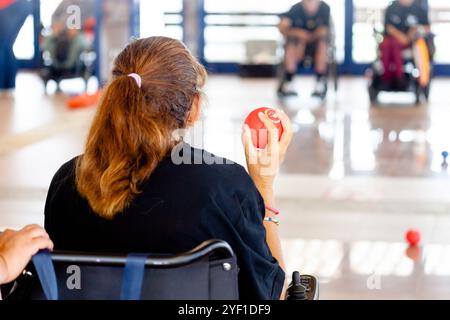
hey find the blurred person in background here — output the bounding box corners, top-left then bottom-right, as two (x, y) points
(381, 0), (430, 88)
(39, 0), (96, 91)
(40, 21), (89, 88)
(0, 0), (32, 94)
(278, 0), (331, 98)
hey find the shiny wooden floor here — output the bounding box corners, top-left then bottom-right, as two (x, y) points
(2, 72), (450, 299)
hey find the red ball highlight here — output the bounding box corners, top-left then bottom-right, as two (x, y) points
(406, 229), (421, 247)
(244, 107), (284, 149)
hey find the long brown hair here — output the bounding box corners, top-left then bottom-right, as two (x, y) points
(76, 37), (207, 219)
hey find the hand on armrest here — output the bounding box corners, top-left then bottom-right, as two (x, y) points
(0, 225), (53, 285)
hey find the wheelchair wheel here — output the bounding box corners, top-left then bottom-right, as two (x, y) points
(415, 85), (423, 105)
(415, 92), (421, 105)
(369, 85), (378, 105)
(416, 85), (431, 104)
(331, 62), (339, 92)
(424, 83), (431, 101)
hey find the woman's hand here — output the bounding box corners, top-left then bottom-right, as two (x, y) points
(242, 109), (293, 204)
(242, 110), (292, 283)
(0, 225), (53, 285)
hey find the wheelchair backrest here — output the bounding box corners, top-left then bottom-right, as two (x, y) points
(27, 239), (239, 300)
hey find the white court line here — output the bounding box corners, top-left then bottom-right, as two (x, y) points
(0, 109), (94, 155)
(275, 174), (450, 205)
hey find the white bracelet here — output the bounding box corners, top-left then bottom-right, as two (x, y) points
(264, 217), (280, 226)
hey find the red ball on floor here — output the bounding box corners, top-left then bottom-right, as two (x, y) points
(406, 229), (421, 247)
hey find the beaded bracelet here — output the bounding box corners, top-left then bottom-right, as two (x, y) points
(263, 217), (280, 226)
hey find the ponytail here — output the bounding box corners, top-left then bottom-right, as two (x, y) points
(75, 37), (206, 219)
(76, 75), (172, 219)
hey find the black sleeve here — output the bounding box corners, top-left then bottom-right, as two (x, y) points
(44, 158), (78, 238)
(384, 4), (395, 29)
(44, 165), (64, 236)
(322, 3), (331, 27)
(196, 164), (285, 300)
(44, 174), (55, 235)
(234, 192), (285, 300)
(280, 4), (297, 22)
(418, 7), (430, 25)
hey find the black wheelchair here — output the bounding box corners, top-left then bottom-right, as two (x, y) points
(3, 240), (318, 300)
(368, 27), (435, 106)
(39, 31), (96, 94)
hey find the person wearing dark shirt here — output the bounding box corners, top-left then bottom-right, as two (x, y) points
(381, 0), (430, 85)
(44, 37), (294, 300)
(278, 0), (331, 98)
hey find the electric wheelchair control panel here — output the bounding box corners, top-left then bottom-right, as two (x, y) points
(286, 272), (319, 301)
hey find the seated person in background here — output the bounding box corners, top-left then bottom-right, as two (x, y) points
(0, 225), (53, 286)
(40, 21), (89, 85)
(44, 37), (294, 300)
(278, 0), (331, 98)
(381, 0), (430, 87)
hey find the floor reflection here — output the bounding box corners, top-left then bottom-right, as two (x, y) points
(280, 86), (450, 178)
(283, 239), (450, 299)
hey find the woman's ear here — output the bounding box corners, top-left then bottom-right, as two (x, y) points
(186, 95), (202, 128)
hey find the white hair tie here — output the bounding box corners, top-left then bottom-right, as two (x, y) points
(128, 73), (142, 88)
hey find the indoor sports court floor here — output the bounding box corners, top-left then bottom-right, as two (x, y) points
(2, 73), (450, 299)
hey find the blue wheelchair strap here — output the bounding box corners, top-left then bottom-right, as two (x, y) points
(31, 250), (58, 300)
(120, 253), (149, 300)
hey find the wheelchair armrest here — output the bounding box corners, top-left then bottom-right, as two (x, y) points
(49, 239), (234, 269)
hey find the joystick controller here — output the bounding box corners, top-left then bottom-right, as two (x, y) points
(286, 271), (319, 300)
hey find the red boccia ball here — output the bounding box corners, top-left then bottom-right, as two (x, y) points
(406, 229), (421, 247)
(244, 107), (284, 149)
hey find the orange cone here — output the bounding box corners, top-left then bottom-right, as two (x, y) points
(67, 90), (102, 109)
